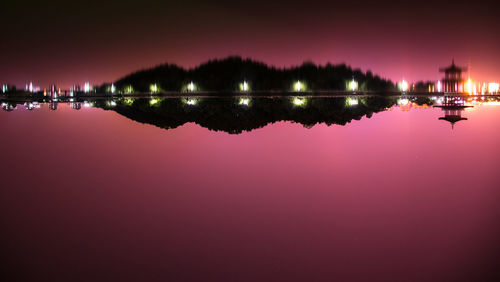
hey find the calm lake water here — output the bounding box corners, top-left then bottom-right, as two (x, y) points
(1, 96), (500, 282)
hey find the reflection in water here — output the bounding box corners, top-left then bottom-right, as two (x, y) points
(96, 96), (400, 134)
(3, 95), (500, 133)
(434, 96), (473, 129)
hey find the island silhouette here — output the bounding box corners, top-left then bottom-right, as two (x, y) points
(98, 56), (396, 94)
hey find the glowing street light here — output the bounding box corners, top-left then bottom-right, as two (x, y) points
(398, 80), (409, 92)
(125, 85), (134, 94)
(349, 79), (359, 92)
(293, 80), (305, 92)
(239, 81), (250, 92)
(150, 83), (159, 93)
(436, 81), (442, 92)
(187, 81), (196, 92)
(84, 82), (91, 93)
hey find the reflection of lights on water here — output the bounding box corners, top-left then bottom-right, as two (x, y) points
(83, 102), (91, 107)
(124, 98), (134, 105)
(292, 97), (306, 107)
(398, 98), (409, 106)
(349, 79), (358, 91)
(239, 98), (250, 106)
(110, 101), (116, 107)
(347, 98), (358, 106)
(184, 98), (198, 106)
(150, 98), (160, 106)
(293, 81), (305, 92)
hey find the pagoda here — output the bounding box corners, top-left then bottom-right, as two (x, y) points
(439, 60), (467, 93)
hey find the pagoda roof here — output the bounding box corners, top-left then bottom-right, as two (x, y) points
(439, 59), (467, 73)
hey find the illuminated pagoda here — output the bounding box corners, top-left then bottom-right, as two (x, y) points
(434, 96), (472, 129)
(439, 59), (467, 93)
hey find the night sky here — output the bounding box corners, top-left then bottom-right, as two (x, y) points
(1, 0), (499, 88)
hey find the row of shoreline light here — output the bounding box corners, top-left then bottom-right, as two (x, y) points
(3, 78), (499, 95)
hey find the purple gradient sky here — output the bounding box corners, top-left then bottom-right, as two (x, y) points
(1, 0), (499, 88)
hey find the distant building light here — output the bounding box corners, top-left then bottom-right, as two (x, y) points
(436, 81), (442, 92)
(2, 85), (6, 93)
(111, 84), (116, 94)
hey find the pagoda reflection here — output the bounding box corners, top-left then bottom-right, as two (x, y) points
(434, 96), (472, 129)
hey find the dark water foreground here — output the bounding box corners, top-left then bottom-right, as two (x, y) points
(1, 96), (500, 282)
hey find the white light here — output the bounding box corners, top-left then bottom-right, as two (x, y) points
(188, 82), (195, 92)
(185, 98), (197, 106)
(84, 102), (91, 107)
(239, 98), (250, 106)
(347, 98), (358, 106)
(240, 81), (249, 92)
(399, 80), (409, 92)
(294, 81), (304, 92)
(398, 98), (409, 106)
(110, 101), (116, 107)
(111, 84), (116, 94)
(437, 81), (442, 92)
(292, 97), (306, 106)
(488, 82), (499, 94)
(84, 82), (91, 93)
(349, 79), (358, 91)
(2, 85), (6, 93)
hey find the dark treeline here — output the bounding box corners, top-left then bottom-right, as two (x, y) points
(105, 56), (396, 93)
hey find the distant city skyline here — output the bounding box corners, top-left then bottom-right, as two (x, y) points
(1, 0), (499, 88)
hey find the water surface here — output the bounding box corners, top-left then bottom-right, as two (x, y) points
(1, 96), (500, 282)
